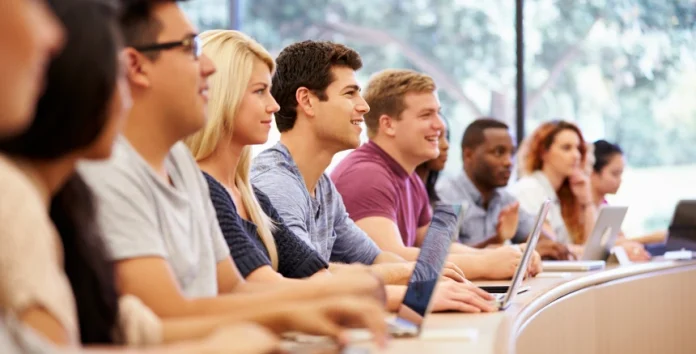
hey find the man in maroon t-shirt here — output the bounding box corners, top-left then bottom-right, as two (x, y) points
(332, 69), (541, 280)
(331, 140), (432, 247)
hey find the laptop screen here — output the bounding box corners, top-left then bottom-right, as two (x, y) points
(400, 204), (463, 319)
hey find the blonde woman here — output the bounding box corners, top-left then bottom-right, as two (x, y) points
(185, 30), (329, 281)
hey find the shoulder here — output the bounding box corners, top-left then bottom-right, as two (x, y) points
(251, 146), (294, 177)
(0, 155), (41, 202)
(77, 138), (150, 191)
(508, 175), (544, 195)
(0, 156), (47, 226)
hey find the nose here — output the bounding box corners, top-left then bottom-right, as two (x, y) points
(267, 96), (280, 113)
(355, 95), (370, 114)
(440, 135), (449, 151)
(39, 2), (66, 57)
(503, 153), (513, 168)
(199, 53), (217, 78)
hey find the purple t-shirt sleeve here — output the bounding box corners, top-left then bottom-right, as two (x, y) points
(418, 202), (432, 228)
(331, 163), (399, 224)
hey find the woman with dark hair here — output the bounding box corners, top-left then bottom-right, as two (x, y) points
(590, 140), (662, 259)
(0, 0), (388, 351)
(415, 120), (450, 204)
(0, 0), (283, 352)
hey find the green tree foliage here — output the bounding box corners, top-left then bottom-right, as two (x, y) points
(236, 0), (696, 168)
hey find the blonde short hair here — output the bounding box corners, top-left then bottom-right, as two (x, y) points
(184, 30), (279, 269)
(363, 69), (437, 138)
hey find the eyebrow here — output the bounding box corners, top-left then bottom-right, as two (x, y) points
(417, 107), (441, 115)
(343, 84), (361, 92)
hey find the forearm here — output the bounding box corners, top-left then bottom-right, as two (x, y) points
(369, 262), (414, 285)
(384, 285), (406, 312)
(470, 235), (503, 249)
(447, 254), (487, 280)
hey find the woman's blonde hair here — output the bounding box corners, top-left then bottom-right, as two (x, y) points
(516, 120), (588, 244)
(184, 30), (279, 269)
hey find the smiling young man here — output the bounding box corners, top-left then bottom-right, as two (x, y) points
(435, 118), (573, 260)
(330, 70), (542, 280)
(251, 41), (497, 313)
(74, 1), (394, 343)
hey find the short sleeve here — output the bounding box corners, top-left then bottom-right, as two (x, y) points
(330, 185), (382, 265)
(0, 165), (78, 341)
(417, 198), (432, 228)
(331, 163), (398, 223)
(251, 170), (313, 249)
(255, 189), (328, 278)
(77, 159), (167, 261)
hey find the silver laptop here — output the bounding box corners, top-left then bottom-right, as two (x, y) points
(542, 206), (627, 271)
(388, 203), (467, 337)
(488, 199), (550, 310)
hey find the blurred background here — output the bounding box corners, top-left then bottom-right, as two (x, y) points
(182, 0), (696, 237)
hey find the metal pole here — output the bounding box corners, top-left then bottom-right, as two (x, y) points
(515, 0), (525, 146)
(228, 0), (241, 30)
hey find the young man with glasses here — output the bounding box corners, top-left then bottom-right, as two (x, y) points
(77, 0), (389, 345)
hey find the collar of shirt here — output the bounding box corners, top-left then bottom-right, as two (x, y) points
(456, 171), (503, 209)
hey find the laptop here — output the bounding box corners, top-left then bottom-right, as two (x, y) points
(388, 202), (467, 337)
(484, 199), (550, 310)
(542, 206), (627, 272)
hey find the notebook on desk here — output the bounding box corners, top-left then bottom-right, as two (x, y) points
(541, 260), (606, 271)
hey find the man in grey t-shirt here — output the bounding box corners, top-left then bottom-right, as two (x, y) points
(74, 2), (390, 333)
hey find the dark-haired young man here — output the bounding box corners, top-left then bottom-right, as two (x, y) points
(251, 40), (497, 313)
(436, 118), (573, 260)
(76, 0), (389, 342)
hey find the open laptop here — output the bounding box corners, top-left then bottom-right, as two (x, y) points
(483, 199), (550, 310)
(542, 206), (627, 272)
(388, 202), (467, 337)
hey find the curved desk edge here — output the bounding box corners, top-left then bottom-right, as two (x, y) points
(499, 260), (696, 354)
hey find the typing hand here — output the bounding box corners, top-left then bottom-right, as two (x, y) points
(518, 243), (542, 277)
(535, 238), (575, 260)
(197, 323), (280, 354)
(618, 240), (652, 262)
(440, 261), (467, 283)
(496, 202), (520, 242)
(430, 281), (497, 313)
(482, 246), (523, 280)
(279, 296), (389, 348)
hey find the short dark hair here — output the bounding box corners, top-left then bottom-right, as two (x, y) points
(0, 0), (122, 344)
(119, 0), (188, 55)
(593, 139), (623, 173)
(272, 40), (363, 132)
(461, 118), (509, 150)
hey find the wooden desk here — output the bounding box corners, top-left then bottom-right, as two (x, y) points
(348, 260), (696, 354)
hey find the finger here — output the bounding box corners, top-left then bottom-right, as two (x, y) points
(450, 263), (467, 279)
(343, 301), (389, 349)
(444, 299), (481, 313)
(465, 284), (495, 300)
(454, 292), (498, 313)
(443, 268), (466, 283)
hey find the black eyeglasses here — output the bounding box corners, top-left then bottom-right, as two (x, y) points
(133, 34), (202, 59)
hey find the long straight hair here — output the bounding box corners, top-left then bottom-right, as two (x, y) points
(184, 30), (279, 269)
(0, 0), (122, 344)
(518, 120), (588, 244)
